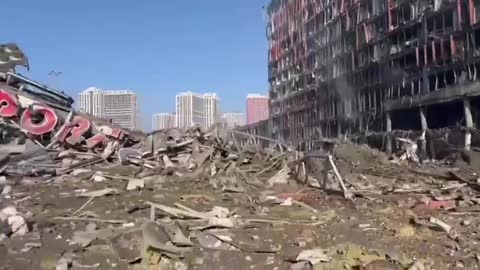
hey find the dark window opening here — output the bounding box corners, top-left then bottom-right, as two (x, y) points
(391, 108), (421, 130)
(426, 101), (464, 129)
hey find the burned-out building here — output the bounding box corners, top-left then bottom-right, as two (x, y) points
(265, 0), (480, 155)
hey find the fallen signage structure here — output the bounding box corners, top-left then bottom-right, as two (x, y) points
(0, 44), (140, 177)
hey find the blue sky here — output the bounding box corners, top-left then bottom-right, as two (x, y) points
(1, 0), (270, 130)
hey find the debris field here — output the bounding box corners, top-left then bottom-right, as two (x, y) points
(1, 122), (480, 270)
(1, 43), (480, 270)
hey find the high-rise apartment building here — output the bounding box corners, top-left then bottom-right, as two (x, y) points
(222, 112), (245, 128)
(203, 93), (221, 128)
(79, 88), (140, 130)
(152, 113), (175, 130)
(104, 90), (140, 130)
(176, 92), (205, 128)
(78, 87), (105, 118)
(246, 94), (269, 125)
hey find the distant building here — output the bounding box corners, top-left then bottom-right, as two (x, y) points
(246, 94), (269, 124)
(78, 88), (140, 130)
(104, 90), (140, 130)
(176, 92), (205, 128)
(222, 112), (245, 128)
(78, 87), (105, 118)
(152, 113), (175, 130)
(203, 93), (221, 128)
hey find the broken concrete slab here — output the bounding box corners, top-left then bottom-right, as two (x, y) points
(126, 179), (145, 191)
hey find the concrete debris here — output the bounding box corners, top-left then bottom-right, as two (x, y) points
(149, 202), (209, 220)
(295, 248), (331, 265)
(0, 129), (480, 269)
(157, 221), (193, 247)
(429, 217), (452, 233)
(77, 188), (118, 198)
(290, 262), (313, 270)
(126, 179), (144, 191)
(71, 228), (97, 247)
(407, 259), (434, 270)
(396, 138), (419, 163)
(90, 171), (106, 182)
(4, 127), (480, 269)
(267, 163), (291, 186)
(71, 168), (92, 177)
(196, 231), (238, 251)
(1, 54), (480, 268)
(142, 221), (191, 255)
(207, 216), (235, 229)
(1, 185), (12, 195)
(0, 206), (28, 238)
(55, 254), (73, 270)
(0, 176), (6, 185)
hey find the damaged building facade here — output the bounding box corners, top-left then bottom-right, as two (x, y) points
(263, 0), (480, 156)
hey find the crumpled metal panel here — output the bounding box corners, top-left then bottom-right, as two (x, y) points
(0, 43), (28, 71)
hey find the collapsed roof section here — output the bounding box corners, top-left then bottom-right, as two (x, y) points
(0, 43), (28, 74)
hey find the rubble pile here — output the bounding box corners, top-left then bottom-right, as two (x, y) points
(1, 122), (480, 269)
(2, 44), (480, 269)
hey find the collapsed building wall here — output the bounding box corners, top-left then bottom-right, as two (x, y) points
(234, 119), (274, 148)
(267, 0), (480, 157)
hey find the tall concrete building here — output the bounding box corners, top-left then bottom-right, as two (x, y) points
(78, 88), (140, 130)
(176, 92), (205, 128)
(78, 87), (105, 118)
(203, 93), (221, 128)
(104, 90), (140, 130)
(152, 113), (175, 130)
(222, 112), (245, 128)
(246, 94), (269, 125)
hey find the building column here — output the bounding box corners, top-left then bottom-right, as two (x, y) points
(318, 125), (323, 138)
(359, 115), (365, 144)
(464, 98), (473, 151)
(359, 115), (364, 132)
(337, 121), (342, 139)
(419, 108), (428, 157)
(386, 112), (392, 155)
(327, 121), (331, 138)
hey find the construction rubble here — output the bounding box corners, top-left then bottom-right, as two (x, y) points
(2, 44), (480, 269)
(0, 118), (480, 269)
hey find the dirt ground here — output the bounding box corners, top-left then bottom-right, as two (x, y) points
(1, 143), (479, 269)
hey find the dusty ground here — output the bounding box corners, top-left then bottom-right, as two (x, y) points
(0, 143), (479, 269)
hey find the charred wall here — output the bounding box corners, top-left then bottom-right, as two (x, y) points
(267, 0), (480, 156)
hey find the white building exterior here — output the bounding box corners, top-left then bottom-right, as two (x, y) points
(152, 113), (175, 130)
(78, 88), (140, 130)
(175, 92), (205, 128)
(104, 90), (140, 130)
(203, 93), (221, 128)
(78, 87), (105, 118)
(222, 112), (245, 128)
